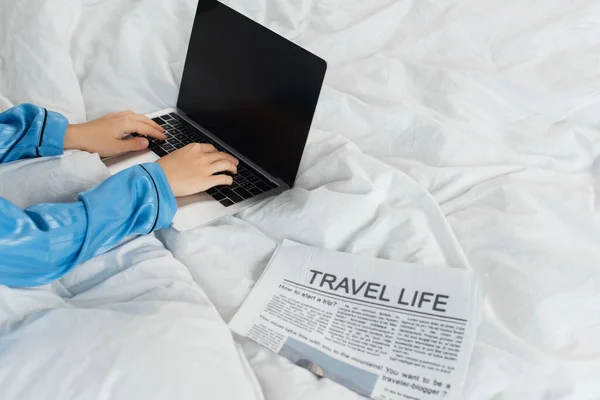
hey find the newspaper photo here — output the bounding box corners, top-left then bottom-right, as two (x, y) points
(229, 240), (480, 400)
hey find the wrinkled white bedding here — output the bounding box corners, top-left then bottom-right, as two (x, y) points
(1, 0), (599, 399)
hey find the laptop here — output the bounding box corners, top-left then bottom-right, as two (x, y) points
(103, 0), (327, 231)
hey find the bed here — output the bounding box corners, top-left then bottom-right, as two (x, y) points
(0, 0), (599, 399)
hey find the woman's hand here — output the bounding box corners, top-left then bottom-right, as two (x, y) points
(157, 143), (239, 197)
(64, 110), (166, 157)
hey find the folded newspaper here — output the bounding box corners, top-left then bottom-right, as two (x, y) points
(229, 240), (480, 400)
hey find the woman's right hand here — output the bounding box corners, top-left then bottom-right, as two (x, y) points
(156, 143), (239, 197)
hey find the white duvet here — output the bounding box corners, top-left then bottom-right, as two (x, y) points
(1, 0), (599, 399)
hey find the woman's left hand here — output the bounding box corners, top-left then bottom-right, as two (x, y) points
(64, 110), (166, 157)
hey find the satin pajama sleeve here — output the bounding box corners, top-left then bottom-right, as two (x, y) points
(0, 104), (177, 287)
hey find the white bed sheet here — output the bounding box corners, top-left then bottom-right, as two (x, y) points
(0, 153), (264, 400)
(1, 0), (599, 399)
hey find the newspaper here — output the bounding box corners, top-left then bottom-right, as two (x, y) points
(229, 240), (480, 400)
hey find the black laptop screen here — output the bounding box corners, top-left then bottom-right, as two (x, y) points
(177, 0), (327, 187)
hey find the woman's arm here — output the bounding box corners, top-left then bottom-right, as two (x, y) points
(0, 104), (168, 163)
(0, 104), (238, 287)
(0, 163), (176, 287)
(0, 104), (68, 163)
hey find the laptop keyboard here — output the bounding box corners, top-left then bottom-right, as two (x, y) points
(146, 112), (279, 207)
